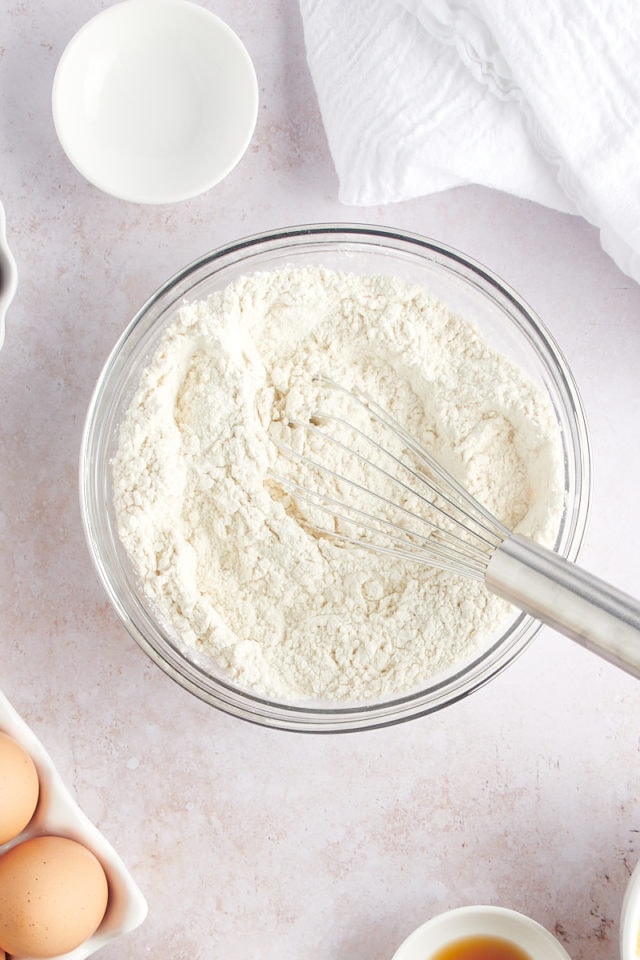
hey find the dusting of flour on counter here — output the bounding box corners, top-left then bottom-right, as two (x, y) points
(112, 266), (565, 702)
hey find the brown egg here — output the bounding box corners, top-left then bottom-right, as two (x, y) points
(0, 731), (39, 845)
(0, 835), (109, 958)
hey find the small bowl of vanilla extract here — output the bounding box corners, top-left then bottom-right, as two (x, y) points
(391, 906), (571, 960)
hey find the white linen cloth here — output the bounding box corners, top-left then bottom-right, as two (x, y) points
(299, 0), (640, 283)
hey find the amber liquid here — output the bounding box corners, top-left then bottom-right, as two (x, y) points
(431, 934), (532, 960)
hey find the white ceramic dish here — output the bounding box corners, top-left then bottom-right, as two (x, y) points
(0, 201), (17, 350)
(52, 0), (258, 204)
(621, 857), (640, 960)
(0, 689), (147, 960)
(391, 905), (571, 960)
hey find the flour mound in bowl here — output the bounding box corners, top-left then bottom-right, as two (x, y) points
(112, 266), (565, 702)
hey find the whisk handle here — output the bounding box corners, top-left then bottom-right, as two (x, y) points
(486, 533), (640, 678)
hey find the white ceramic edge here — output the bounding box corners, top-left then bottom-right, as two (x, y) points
(390, 905), (572, 960)
(620, 856), (640, 960)
(0, 201), (18, 350)
(51, 0), (259, 204)
(0, 689), (148, 960)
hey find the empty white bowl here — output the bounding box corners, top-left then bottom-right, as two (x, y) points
(52, 0), (258, 203)
(391, 906), (571, 960)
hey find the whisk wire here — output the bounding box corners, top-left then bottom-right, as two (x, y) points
(269, 377), (513, 579)
(320, 378), (508, 542)
(291, 417), (495, 568)
(272, 464), (490, 578)
(307, 411), (502, 555)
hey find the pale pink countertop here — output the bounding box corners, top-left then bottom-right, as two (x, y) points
(1, 3), (640, 960)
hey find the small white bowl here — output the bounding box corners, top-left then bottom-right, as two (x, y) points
(0, 689), (147, 960)
(391, 905), (572, 960)
(0, 201), (17, 350)
(52, 0), (258, 204)
(621, 858), (640, 960)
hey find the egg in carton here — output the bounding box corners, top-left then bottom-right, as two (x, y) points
(0, 689), (147, 960)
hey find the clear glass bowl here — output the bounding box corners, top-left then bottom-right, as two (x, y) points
(79, 224), (591, 732)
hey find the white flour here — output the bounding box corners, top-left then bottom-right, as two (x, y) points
(112, 266), (564, 702)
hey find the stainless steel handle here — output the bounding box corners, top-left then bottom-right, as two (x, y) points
(485, 533), (640, 678)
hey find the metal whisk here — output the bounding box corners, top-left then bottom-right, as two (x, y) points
(271, 378), (640, 679)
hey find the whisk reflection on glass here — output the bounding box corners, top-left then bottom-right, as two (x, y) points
(270, 378), (640, 679)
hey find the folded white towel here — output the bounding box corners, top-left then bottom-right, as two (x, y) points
(299, 0), (640, 282)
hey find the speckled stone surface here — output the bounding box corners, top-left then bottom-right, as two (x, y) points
(1, 3), (640, 959)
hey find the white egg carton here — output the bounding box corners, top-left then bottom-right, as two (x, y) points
(0, 689), (147, 960)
